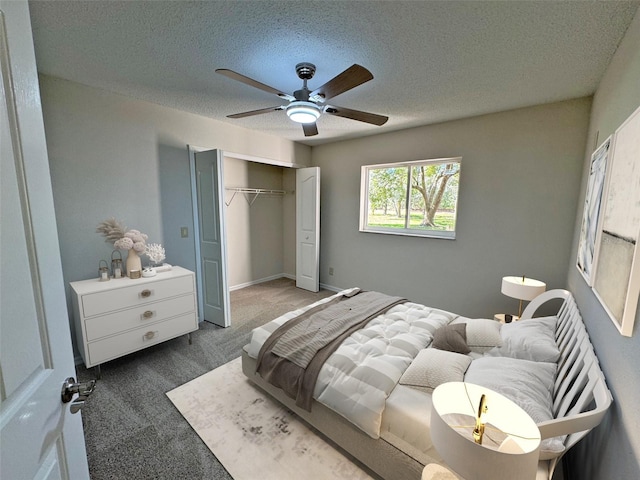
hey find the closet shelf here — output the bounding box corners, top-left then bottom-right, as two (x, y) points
(224, 187), (287, 206)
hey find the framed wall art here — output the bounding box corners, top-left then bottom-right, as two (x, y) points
(593, 105), (640, 337)
(576, 136), (612, 285)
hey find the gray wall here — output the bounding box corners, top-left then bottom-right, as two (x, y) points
(311, 98), (590, 318)
(564, 10), (640, 480)
(158, 144), (198, 273)
(39, 75), (310, 353)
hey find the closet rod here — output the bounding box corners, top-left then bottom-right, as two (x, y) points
(224, 187), (287, 206)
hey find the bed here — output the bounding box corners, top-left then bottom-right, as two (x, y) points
(241, 288), (612, 480)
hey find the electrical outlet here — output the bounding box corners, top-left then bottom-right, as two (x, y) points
(180, 227), (188, 238)
(329, 267), (334, 276)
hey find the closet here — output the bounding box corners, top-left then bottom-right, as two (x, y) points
(187, 147), (319, 328)
(223, 157), (296, 290)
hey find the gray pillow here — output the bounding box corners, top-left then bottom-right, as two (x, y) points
(432, 323), (470, 354)
(486, 316), (560, 363)
(399, 348), (472, 393)
(464, 356), (564, 459)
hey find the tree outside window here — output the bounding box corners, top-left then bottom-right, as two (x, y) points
(360, 158), (461, 239)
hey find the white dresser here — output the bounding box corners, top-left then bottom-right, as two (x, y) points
(70, 266), (198, 372)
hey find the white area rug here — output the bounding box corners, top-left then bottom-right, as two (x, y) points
(167, 357), (373, 480)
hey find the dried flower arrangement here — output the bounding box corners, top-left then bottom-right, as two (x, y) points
(96, 218), (148, 253)
(97, 218), (168, 279)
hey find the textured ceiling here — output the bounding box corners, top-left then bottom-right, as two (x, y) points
(29, 1), (639, 146)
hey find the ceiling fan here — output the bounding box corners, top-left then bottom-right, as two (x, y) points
(216, 63), (388, 137)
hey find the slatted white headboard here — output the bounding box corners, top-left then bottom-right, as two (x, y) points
(521, 289), (613, 473)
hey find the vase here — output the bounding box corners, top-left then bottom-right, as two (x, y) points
(126, 249), (142, 277)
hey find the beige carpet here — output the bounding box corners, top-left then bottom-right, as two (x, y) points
(167, 357), (373, 480)
(229, 277), (335, 330)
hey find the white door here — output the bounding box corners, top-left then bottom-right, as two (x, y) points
(191, 148), (230, 327)
(0, 2), (90, 478)
(296, 167), (320, 292)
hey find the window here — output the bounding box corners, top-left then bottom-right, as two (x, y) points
(359, 157), (461, 239)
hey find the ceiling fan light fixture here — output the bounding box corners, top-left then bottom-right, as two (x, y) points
(217, 63), (387, 135)
(286, 101), (321, 124)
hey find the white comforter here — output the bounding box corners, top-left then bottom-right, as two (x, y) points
(247, 288), (458, 438)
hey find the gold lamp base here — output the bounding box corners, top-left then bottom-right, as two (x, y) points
(473, 394), (488, 444)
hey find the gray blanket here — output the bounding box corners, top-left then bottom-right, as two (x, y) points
(256, 290), (406, 411)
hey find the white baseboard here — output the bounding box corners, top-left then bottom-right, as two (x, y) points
(229, 274), (343, 293)
(229, 273), (292, 291)
(319, 282), (342, 292)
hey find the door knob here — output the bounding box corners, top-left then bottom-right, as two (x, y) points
(61, 377), (96, 414)
(61, 377), (96, 403)
(70, 400), (86, 414)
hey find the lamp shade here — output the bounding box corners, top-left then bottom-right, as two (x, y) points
(501, 276), (546, 301)
(431, 382), (541, 480)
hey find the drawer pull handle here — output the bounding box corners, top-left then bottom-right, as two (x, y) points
(142, 310), (154, 320)
(143, 331), (158, 341)
(140, 289), (152, 298)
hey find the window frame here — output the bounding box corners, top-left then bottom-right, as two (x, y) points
(359, 157), (462, 239)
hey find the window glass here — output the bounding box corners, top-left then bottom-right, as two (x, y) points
(360, 158), (461, 239)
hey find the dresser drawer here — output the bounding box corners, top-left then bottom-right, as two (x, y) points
(84, 293), (195, 341)
(81, 275), (194, 317)
(87, 312), (198, 366)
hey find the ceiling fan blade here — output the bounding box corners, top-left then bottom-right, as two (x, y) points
(227, 106), (285, 119)
(310, 65), (373, 102)
(216, 69), (295, 101)
(302, 122), (319, 137)
(324, 105), (388, 126)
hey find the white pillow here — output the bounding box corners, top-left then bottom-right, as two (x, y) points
(486, 316), (560, 363)
(452, 318), (503, 353)
(464, 356), (565, 459)
(399, 348), (472, 393)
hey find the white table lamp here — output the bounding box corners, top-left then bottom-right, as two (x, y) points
(501, 276), (546, 317)
(431, 382), (541, 480)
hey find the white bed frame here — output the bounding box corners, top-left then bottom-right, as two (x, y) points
(520, 289), (612, 478)
(241, 289), (612, 480)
